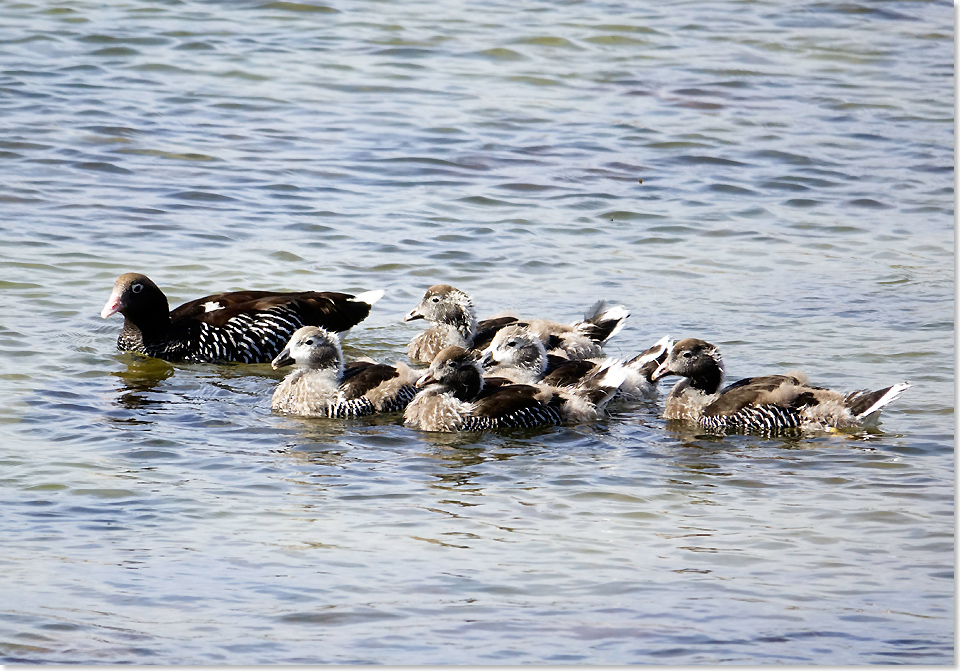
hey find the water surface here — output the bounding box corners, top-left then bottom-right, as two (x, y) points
(0, 0), (953, 664)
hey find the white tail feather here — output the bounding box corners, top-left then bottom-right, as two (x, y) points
(581, 300), (607, 322)
(856, 381), (910, 420)
(594, 359), (628, 390)
(577, 300), (630, 342)
(574, 358), (628, 408)
(353, 289), (385, 306)
(627, 334), (671, 369)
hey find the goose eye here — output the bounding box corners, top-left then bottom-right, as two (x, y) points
(131, 283), (143, 294)
(681, 350), (694, 358)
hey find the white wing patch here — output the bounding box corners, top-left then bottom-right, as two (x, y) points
(203, 301), (223, 313)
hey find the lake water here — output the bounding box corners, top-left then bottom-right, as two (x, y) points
(0, 0), (953, 664)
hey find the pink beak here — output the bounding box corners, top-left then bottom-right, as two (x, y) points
(101, 291), (123, 319)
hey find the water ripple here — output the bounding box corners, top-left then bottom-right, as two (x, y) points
(0, 0), (951, 665)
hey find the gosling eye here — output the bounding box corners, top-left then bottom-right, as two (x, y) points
(506, 340), (517, 348)
(131, 283), (143, 294)
(431, 296), (440, 303)
(681, 350), (694, 358)
(304, 338), (315, 346)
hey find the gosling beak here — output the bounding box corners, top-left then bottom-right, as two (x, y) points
(271, 347), (295, 370)
(477, 348), (496, 369)
(415, 371), (438, 387)
(404, 308), (425, 322)
(650, 361), (672, 383)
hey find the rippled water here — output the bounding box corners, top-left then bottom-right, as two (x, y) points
(0, 0), (953, 664)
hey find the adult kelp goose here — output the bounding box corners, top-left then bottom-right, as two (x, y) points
(403, 345), (626, 432)
(649, 338), (910, 434)
(478, 324), (671, 401)
(271, 326), (417, 418)
(101, 273), (383, 363)
(403, 284), (630, 364)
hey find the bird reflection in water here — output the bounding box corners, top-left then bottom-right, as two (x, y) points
(111, 354), (176, 411)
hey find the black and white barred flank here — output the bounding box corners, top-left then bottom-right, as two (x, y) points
(294, 386), (418, 419)
(697, 404), (803, 433)
(377, 384), (418, 413)
(314, 396), (377, 419)
(458, 404), (564, 431)
(190, 308), (303, 363)
(117, 306), (305, 363)
(117, 329), (184, 361)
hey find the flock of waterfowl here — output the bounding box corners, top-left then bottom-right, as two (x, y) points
(101, 273), (909, 435)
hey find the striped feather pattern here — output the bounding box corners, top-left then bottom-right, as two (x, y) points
(189, 307), (303, 363)
(324, 397), (377, 418)
(378, 385), (418, 413)
(699, 405), (802, 433)
(459, 404), (563, 431)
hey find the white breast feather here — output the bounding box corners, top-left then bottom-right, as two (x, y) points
(272, 369), (341, 416)
(404, 388), (471, 431)
(409, 325), (469, 364)
(664, 384), (714, 421)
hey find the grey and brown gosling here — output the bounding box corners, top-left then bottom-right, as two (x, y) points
(403, 345), (626, 432)
(650, 338), (910, 434)
(404, 284), (629, 364)
(271, 326), (417, 418)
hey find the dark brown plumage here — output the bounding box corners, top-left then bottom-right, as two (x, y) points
(339, 362), (408, 402)
(541, 359), (598, 388)
(101, 273), (382, 363)
(472, 316), (523, 351)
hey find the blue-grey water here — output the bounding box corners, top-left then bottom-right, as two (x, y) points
(0, 0), (953, 665)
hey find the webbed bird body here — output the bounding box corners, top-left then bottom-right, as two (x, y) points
(479, 324), (670, 401)
(650, 338), (909, 434)
(404, 346), (625, 432)
(271, 326), (416, 418)
(404, 284), (629, 364)
(101, 273), (382, 363)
